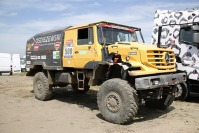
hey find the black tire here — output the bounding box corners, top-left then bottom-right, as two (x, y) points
(145, 94), (175, 110)
(33, 72), (52, 101)
(97, 78), (138, 124)
(175, 82), (188, 101)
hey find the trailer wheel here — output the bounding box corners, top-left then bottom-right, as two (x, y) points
(97, 78), (138, 124)
(33, 72), (52, 101)
(175, 82), (188, 101)
(145, 94), (175, 110)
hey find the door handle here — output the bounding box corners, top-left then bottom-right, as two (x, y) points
(75, 51), (79, 54)
(111, 46), (118, 48)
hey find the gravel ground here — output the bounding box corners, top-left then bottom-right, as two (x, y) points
(0, 75), (199, 133)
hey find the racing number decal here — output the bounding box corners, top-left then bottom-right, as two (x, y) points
(64, 39), (73, 58)
(64, 45), (73, 58)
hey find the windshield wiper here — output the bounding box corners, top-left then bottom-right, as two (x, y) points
(105, 42), (114, 45)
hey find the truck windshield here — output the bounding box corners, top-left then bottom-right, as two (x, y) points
(179, 26), (197, 44)
(97, 24), (138, 45)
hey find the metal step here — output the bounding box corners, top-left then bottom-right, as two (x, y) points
(77, 71), (85, 90)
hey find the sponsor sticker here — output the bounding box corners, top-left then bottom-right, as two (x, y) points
(54, 42), (61, 50)
(30, 55), (37, 60)
(64, 40), (73, 58)
(41, 55), (46, 59)
(27, 43), (32, 51)
(53, 51), (60, 59)
(34, 44), (40, 51)
(67, 39), (73, 44)
(26, 61), (31, 64)
(79, 50), (87, 54)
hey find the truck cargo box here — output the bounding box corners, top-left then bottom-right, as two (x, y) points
(26, 27), (70, 70)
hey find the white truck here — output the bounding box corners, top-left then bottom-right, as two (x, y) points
(0, 53), (12, 75)
(152, 9), (199, 100)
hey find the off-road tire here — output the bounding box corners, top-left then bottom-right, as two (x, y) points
(145, 95), (175, 110)
(97, 78), (138, 124)
(175, 82), (188, 101)
(33, 72), (52, 101)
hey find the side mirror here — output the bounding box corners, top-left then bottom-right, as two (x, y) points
(192, 25), (199, 31)
(193, 33), (199, 44)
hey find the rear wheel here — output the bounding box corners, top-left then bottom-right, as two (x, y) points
(33, 72), (53, 101)
(97, 78), (138, 124)
(175, 82), (188, 101)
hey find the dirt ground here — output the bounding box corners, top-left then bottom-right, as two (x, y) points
(0, 75), (199, 133)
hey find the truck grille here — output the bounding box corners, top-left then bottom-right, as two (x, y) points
(146, 50), (175, 70)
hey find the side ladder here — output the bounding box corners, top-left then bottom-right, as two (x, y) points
(76, 71), (85, 90)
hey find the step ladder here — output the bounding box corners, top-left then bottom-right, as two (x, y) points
(77, 71), (85, 90)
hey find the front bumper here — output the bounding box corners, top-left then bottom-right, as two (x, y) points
(135, 72), (186, 90)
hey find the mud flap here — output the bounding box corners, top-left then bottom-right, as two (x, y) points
(164, 94), (175, 106)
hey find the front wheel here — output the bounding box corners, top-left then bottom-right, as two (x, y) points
(33, 72), (53, 101)
(175, 82), (188, 101)
(97, 78), (138, 124)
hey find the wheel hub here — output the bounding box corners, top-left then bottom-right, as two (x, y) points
(175, 84), (183, 97)
(106, 92), (121, 113)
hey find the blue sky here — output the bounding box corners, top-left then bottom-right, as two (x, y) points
(0, 0), (199, 57)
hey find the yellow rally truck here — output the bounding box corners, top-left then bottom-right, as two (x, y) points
(26, 21), (186, 124)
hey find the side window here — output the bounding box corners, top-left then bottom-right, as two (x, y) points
(179, 26), (194, 44)
(77, 27), (93, 45)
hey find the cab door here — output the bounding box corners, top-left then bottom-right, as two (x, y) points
(73, 27), (95, 68)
